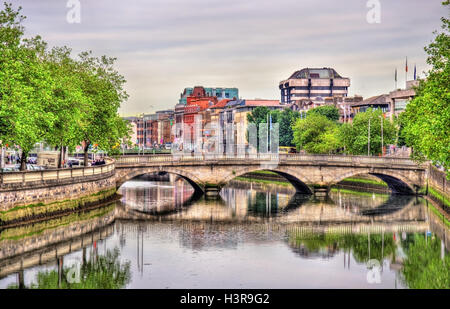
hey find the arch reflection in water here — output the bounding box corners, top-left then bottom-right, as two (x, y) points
(0, 177), (448, 289)
(117, 177), (420, 223)
(119, 176), (197, 215)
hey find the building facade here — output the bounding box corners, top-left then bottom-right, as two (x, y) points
(179, 86), (239, 105)
(279, 68), (350, 107)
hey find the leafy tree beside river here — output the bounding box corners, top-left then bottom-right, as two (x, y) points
(0, 3), (131, 169)
(400, 1), (450, 175)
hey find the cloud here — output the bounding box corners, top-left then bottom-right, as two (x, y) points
(13, 0), (447, 115)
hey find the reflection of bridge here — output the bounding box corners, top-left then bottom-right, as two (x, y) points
(114, 194), (427, 225)
(0, 208), (115, 279)
(115, 154), (427, 196)
(0, 200), (446, 281)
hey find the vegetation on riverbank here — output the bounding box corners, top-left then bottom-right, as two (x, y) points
(237, 171), (389, 191)
(234, 176), (292, 187)
(428, 187), (450, 209)
(330, 188), (390, 198)
(426, 199), (450, 228)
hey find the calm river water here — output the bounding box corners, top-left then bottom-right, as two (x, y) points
(0, 176), (448, 289)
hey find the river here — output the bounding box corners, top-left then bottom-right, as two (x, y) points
(0, 176), (448, 289)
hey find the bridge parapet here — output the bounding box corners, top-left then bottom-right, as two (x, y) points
(114, 154), (425, 168)
(0, 159), (115, 191)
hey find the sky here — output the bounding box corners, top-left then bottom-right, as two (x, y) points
(11, 0), (448, 116)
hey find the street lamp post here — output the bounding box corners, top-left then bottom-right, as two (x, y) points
(380, 115), (384, 156)
(368, 118), (371, 156)
(0, 144), (4, 169)
(143, 113), (146, 155)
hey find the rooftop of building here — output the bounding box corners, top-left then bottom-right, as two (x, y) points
(210, 99), (232, 109)
(156, 109), (174, 114)
(225, 99), (281, 109)
(286, 67), (346, 80)
(351, 94), (388, 107)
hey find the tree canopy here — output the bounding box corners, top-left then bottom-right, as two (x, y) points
(292, 114), (342, 154)
(0, 3), (130, 169)
(401, 1), (450, 174)
(340, 108), (396, 156)
(307, 105), (340, 121)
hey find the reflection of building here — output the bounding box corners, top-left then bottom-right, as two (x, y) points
(178, 223), (239, 251)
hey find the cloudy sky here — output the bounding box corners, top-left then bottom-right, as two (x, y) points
(12, 0), (447, 115)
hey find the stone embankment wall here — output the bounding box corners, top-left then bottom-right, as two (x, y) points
(0, 161), (117, 225)
(428, 165), (450, 211)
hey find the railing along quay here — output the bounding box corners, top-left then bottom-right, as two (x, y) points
(0, 159), (115, 189)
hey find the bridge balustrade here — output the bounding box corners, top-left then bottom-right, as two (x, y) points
(114, 154), (420, 166)
(0, 159), (115, 188)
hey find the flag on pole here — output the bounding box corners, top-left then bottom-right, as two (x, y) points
(414, 64), (417, 80)
(405, 57), (408, 72)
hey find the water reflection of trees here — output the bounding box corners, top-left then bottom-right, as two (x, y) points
(287, 232), (396, 262)
(401, 235), (449, 289)
(7, 248), (130, 289)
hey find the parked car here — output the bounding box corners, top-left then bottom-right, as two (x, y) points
(27, 157), (37, 164)
(1, 164), (45, 172)
(67, 158), (82, 168)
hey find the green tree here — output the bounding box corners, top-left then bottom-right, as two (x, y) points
(74, 51), (131, 166)
(339, 108), (396, 156)
(401, 1), (450, 174)
(247, 106), (271, 126)
(0, 3), (56, 170)
(0, 3), (131, 169)
(292, 114), (342, 154)
(247, 107), (300, 148)
(278, 108), (300, 146)
(247, 106), (271, 150)
(44, 46), (89, 168)
(307, 105), (340, 121)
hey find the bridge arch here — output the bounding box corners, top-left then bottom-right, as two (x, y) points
(222, 166), (313, 194)
(116, 167), (205, 193)
(332, 170), (417, 195)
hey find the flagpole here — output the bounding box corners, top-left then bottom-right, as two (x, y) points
(395, 68), (397, 90)
(405, 57), (408, 88)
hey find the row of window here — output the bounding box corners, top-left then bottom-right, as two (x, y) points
(282, 86), (348, 91)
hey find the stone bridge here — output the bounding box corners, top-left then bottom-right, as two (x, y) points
(114, 154), (428, 196)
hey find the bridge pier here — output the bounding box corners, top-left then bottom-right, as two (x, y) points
(204, 184), (222, 198)
(313, 185), (330, 198)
